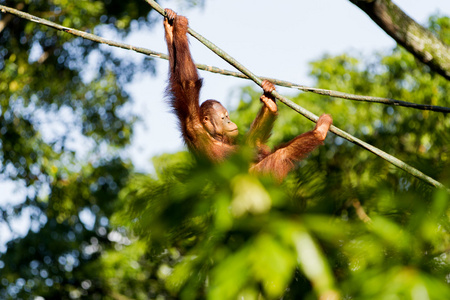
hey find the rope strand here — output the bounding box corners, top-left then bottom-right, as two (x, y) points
(1, 3), (448, 191)
(0, 4), (448, 113)
(144, 0), (448, 191)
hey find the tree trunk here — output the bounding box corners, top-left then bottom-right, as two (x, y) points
(350, 0), (450, 80)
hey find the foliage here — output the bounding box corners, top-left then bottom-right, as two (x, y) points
(0, 1), (449, 298)
(112, 16), (450, 299)
(0, 0), (197, 298)
(116, 152), (450, 299)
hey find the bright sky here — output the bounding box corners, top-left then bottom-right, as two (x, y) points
(0, 0), (449, 251)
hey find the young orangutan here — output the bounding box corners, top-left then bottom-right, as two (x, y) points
(163, 9), (332, 180)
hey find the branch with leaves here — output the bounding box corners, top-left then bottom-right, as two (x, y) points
(0, 3), (448, 191)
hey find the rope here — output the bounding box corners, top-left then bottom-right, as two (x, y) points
(144, 0), (449, 191)
(0, 4), (448, 113)
(0, 3), (448, 191)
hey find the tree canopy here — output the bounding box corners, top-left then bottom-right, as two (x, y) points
(113, 26), (450, 298)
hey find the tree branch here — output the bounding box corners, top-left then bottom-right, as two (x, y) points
(350, 0), (450, 80)
(351, 199), (372, 223)
(0, 3), (24, 33)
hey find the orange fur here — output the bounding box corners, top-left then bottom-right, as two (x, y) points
(164, 9), (332, 181)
